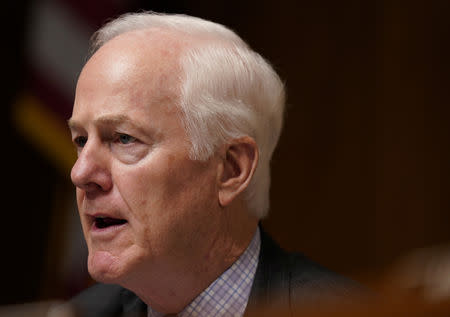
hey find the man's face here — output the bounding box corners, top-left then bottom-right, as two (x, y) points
(69, 31), (222, 286)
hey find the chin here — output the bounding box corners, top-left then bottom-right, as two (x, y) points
(87, 250), (128, 284)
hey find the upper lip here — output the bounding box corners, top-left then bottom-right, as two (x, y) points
(86, 212), (128, 223)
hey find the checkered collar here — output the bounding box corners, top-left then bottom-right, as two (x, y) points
(148, 227), (261, 317)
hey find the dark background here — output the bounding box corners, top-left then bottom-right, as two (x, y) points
(3, 0), (450, 306)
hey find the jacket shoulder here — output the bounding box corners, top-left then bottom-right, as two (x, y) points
(254, 228), (365, 307)
(287, 252), (360, 296)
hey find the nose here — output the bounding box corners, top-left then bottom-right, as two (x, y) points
(71, 140), (112, 193)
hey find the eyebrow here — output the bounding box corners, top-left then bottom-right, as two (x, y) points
(95, 114), (134, 126)
(67, 118), (80, 130)
(67, 114), (143, 130)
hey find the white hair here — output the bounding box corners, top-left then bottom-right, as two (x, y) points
(90, 12), (285, 219)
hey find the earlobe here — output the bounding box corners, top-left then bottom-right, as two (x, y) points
(218, 137), (258, 207)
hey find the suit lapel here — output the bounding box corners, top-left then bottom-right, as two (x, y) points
(245, 227), (291, 315)
(120, 288), (147, 317)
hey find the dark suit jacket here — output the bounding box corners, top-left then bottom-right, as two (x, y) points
(70, 228), (359, 317)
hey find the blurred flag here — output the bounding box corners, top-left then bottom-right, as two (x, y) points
(12, 0), (138, 298)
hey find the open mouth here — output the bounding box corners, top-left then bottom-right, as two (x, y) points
(94, 216), (127, 229)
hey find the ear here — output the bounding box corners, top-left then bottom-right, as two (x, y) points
(218, 136), (259, 207)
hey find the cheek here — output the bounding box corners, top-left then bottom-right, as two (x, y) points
(112, 159), (177, 245)
(114, 153), (218, 240)
(116, 153), (188, 213)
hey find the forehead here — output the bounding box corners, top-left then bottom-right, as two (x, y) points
(80, 29), (185, 95)
(72, 29), (187, 125)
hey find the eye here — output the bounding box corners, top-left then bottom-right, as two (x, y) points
(118, 133), (136, 144)
(74, 136), (87, 147)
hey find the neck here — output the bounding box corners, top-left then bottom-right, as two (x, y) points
(125, 205), (259, 314)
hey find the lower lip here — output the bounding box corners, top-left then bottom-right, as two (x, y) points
(90, 222), (128, 238)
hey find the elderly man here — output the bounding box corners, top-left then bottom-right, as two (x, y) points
(68, 11), (356, 317)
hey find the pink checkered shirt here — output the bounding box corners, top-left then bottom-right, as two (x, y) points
(147, 227), (261, 317)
